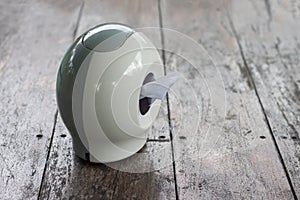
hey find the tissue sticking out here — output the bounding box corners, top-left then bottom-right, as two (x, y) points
(139, 72), (180, 115)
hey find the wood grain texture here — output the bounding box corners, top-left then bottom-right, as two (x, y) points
(160, 0), (295, 199)
(39, 116), (175, 200)
(227, 0), (300, 197)
(0, 0), (81, 199)
(2, 0), (299, 199)
(39, 0), (176, 199)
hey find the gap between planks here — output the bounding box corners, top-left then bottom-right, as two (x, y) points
(226, 11), (298, 200)
(157, 0), (180, 199)
(37, 1), (85, 199)
(37, 110), (58, 199)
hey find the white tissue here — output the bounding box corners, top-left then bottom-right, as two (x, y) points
(140, 72), (180, 100)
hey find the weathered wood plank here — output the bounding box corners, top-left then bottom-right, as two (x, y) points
(160, 0), (294, 199)
(40, 116), (174, 199)
(0, 0), (82, 199)
(227, 0), (300, 197)
(39, 0), (176, 199)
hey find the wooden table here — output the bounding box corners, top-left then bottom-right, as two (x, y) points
(0, 0), (299, 199)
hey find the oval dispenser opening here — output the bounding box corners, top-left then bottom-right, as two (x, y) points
(139, 73), (155, 115)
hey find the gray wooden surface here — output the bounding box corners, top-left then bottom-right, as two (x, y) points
(0, 0), (299, 199)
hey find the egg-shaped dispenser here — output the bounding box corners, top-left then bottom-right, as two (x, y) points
(56, 23), (167, 163)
